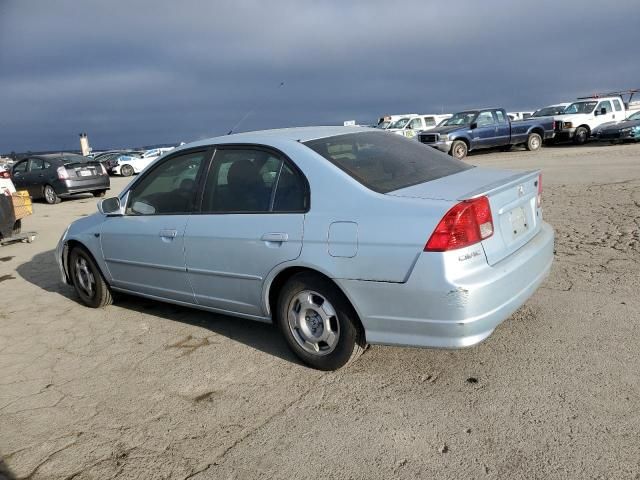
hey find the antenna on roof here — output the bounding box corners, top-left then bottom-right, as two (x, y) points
(227, 81), (285, 135)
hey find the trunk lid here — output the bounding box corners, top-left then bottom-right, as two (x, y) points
(389, 167), (542, 265)
(64, 161), (103, 179)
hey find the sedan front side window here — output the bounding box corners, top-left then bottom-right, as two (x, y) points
(126, 150), (206, 215)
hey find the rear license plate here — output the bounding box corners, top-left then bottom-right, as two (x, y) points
(79, 169), (92, 177)
(509, 206), (528, 238)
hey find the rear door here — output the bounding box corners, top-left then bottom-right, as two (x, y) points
(100, 148), (210, 303)
(184, 146), (307, 318)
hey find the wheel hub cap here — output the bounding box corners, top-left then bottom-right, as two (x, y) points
(287, 290), (340, 356)
(75, 257), (95, 297)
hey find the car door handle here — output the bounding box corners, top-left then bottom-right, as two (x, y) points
(261, 233), (288, 243)
(159, 229), (178, 239)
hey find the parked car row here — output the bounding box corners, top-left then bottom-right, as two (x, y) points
(375, 90), (640, 159)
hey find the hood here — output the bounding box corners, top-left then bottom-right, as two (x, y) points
(423, 124), (469, 135)
(552, 113), (591, 122)
(601, 119), (640, 132)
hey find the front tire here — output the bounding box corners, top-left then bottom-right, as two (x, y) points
(69, 247), (113, 308)
(276, 272), (366, 370)
(573, 126), (589, 145)
(526, 133), (542, 151)
(450, 140), (468, 159)
(43, 184), (61, 204)
(120, 164), (134, 177)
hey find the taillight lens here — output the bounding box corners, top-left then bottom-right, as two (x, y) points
(57, 166), (69, 180)
(536, 173), (542, 208)
(425, 196), (494, 252)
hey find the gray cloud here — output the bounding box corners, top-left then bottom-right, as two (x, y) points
(1, 0), (639, 152)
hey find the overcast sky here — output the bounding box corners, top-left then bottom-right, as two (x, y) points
(1, 0), (639, 152)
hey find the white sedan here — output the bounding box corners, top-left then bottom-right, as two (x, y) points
(112, 148), (175, 176)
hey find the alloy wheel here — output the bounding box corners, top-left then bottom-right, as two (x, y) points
(74, 256), (96, 298)
(287, 290), (340, 356)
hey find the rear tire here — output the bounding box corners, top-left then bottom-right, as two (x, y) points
(526, 133), (542, 151)
(276, 272), (366, 370)
(450, 140), (468, 159)
(573, 126), (589, 145)
(120, 165), (134, 177)
(69, 247), (113, 308)
(43, 184), (61, 204)
(92, 190), (107, 198)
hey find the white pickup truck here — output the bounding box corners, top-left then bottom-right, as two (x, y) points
(552, 96), (627, 144)
(387, 114), (452, 138)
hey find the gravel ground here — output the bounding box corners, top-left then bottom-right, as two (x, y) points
(1, 142), (639, 480)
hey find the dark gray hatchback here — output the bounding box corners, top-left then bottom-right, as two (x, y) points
(11, 154), (110, 204)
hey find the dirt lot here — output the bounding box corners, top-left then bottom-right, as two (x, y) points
(1, 143), (639, 480)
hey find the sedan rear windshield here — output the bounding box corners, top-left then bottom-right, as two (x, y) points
(304, 131), (472, 193)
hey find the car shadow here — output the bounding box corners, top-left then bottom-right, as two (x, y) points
(16, 250), (299, 365)
(31, 192), (99, 204)
(0, 459), (17, 480)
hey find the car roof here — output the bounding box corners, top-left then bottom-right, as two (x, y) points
(187, 126), (374, 148)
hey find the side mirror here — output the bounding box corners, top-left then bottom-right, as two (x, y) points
(600, 108), (607, 115)
(98, 197), (122, 215)
(470, 122), (478, 130)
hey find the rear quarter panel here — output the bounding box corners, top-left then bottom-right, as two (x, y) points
(264, 140), (454, 283)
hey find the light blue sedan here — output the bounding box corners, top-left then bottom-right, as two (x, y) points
(56, 127), (554, 370)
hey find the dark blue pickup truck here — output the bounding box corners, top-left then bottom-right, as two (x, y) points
(417, 108), (555, 159)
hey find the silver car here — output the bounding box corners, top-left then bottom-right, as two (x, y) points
(56, 127), (554, 370)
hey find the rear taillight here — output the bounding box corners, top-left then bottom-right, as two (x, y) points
(536, 173), (542, 208)
(425, 196), (494, 252)
(57, 166), (69, 180)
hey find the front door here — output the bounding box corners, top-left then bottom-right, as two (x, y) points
(184, 147), (307, 318)
(100, 148), (210, 304)
(596, 100), (615, 125)
(11, 160), (29, 193)
(471, 110), (498, 148)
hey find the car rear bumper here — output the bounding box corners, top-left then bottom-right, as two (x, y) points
(56, 177), (110, 196)
(336, 221), (554, 348)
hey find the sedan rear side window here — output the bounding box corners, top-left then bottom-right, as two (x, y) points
(202, 149), (306, 213)
(304, 131), (471, 193)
